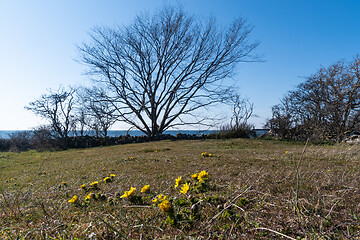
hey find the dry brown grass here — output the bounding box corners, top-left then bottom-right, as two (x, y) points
(0, 138), (360, 239)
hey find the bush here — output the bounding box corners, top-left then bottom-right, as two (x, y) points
(8, 131), (33, 152)
(30, 126), (59, 151)
(207, 124), (254, 139)
(0, 138), (11, 152)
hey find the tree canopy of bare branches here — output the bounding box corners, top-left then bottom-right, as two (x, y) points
(77, 87), (118, 137)
(267, 56), (360, 142)
(25, 87), (77, 147)
(78, 6), (259, 137)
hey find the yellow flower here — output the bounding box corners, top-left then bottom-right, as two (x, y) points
(141, 185), (150, 193)
(62, 182), (67, 185)
(121, 191), (130, 198)
(198, 170), (209, 182)
(201, 152), (206, 156)
(208, 153), (212, 157)
(191, 173), (198, 179)
(103, 177), (111, 183)
(158, 194), (167, 201)
(198, 170), (209, 178)
(120, 187), (136, 198)
(285, 151), (288, 154)
(153, 193), (166, 202)
(80, 184), (86, 189)
(110, 174), (116, 178)
(158, 200), (172, 212)
(175, 176), (182, 188)
(128, 186), (136, 195)
(85, 192), (92, 200)
(179, 182), (190, 194)
(68, 195), (78, 203)
(91, 181), (99, 186)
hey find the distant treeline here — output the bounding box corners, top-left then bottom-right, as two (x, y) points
(0, 127), (256, 152)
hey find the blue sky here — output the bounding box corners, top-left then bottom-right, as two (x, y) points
(0, 0), (359, 130)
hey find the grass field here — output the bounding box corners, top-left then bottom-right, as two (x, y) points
(0, 138), (360, 239)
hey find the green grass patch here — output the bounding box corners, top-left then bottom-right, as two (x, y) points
(0, 139), (359, 239)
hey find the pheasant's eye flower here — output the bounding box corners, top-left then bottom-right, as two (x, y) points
(175, 176), (182, 188)
(120, 187), (136, 198)
(158, 200), (172, 212)
(62, 182), (67, 186)
(180, 182), (190, 194)
(198, 170), (209, 179)
(80, 184), (86, 189)
(103, 177), (111, 183)
(110, 174), (116, 178)
(68, 195), (78, 203)
(198, 170), (209, 182)
(120, 191), (130, 198)
(201, 152), (206, 156)
(154, 194), (167, 202)
(85, 192), (92, 200)
(191, 173), (198, 179)
(141, 185), (150, 193)
(285, 151), (288, 154)
(129, 187), (136, 194)
(159, 194), (167, 201)
(91, 181), (99, 186)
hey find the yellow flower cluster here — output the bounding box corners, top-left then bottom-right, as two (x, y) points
(197, 170), (209, 183)
(201, 152), (213, 157)
(158, 200), (172, 212)
(152, 194), (172, 212)
(120, 187), (136, 198)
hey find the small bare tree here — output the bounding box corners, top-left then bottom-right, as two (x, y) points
(78, 6), (259, 137)
(78, 87), (118, 137)
(230, 94), (254, 130)
(25, 87), (77, 148)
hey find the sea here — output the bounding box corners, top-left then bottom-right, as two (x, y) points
(0, 130), (214, 139)
(0, 129), (269, 139)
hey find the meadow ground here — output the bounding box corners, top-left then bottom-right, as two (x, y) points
(0, 138), (360, 239)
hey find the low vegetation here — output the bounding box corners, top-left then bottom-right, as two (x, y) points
(0, 138), (359, 239)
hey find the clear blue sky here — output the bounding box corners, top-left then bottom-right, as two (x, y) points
(1, 0), (359, 130)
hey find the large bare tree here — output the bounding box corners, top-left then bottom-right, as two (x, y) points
(79, 6), (259, 137)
